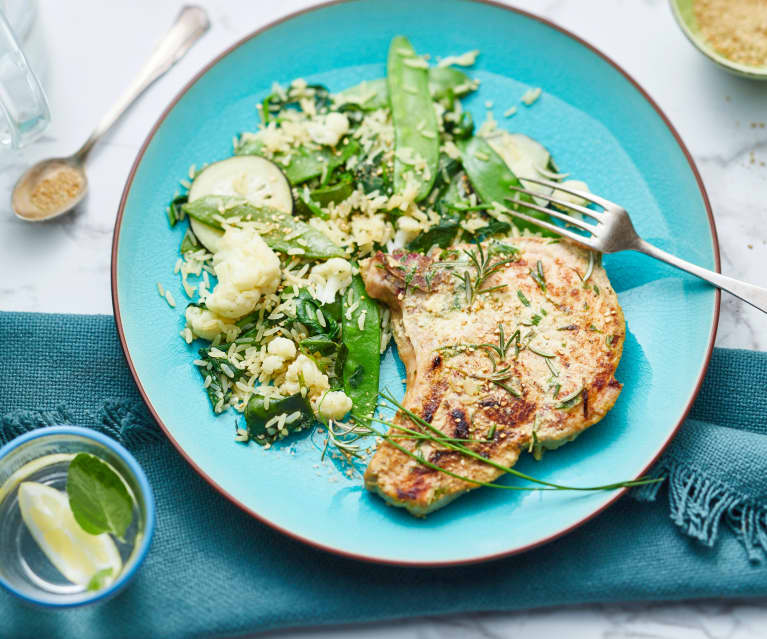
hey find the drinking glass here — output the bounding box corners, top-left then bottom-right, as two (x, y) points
(0, 0), (49, 148)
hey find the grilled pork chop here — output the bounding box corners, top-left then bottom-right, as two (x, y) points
(361, 237), (625, 516)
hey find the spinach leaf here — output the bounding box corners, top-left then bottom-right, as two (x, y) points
(245, 393), (315, 445)
(295, 289), (341, 340)
(167, 194), (188, 227)
(407, 216), (461, 252)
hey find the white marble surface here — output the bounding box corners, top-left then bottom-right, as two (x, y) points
(2, 0), (766, 636)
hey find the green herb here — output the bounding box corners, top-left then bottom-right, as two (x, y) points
(552, 383), (561, 398)
(517, 290), (531, 307)
(555, 386), (584, 410)
(486, 424), (497, 440)
(66, 454), (134, 539)
(245, 393), (314, 445)
(530, 314), (542, 326)
(166, 194), (188, 227)
(87, 567), (114, 592)
(530, 260), (546, 292)
(544, 357), (559, 378)
(491, 379), (522, 398)
(528, 345), (555, 358)
(376, 392), (660, 491)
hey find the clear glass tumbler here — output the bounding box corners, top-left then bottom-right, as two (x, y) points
(0, 427), (155, 607)
(0, 0), (49, 148)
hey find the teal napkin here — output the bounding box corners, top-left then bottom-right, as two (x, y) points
(1, 311), (766, 639)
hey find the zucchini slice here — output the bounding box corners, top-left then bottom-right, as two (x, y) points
(188, 156), (293, 252)
(484, 131), (553, 201)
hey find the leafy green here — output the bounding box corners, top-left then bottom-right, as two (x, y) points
(245, 393), (315, 445)
(167, 194), (188, 227)
(295, 289), (340, 338)
(87, 567), (114, 592)
(179, 228), (198, 254)
(407, 216), (460, 252)
(66, 454), (134, 539)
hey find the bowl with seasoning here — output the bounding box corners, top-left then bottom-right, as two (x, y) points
(671, 0), (767, 79)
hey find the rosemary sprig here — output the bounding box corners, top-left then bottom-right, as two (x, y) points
(378, 391), (661, 491)
(530, 260), (546, 292)
(517, 289), (531, 307)
(555, 386), (584, 410)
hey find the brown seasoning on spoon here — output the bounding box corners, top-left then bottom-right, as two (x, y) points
(28, 164), (85, 217)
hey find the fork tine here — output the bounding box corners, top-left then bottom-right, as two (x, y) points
(506, 184), (601, 220)
(503, 197), (595, 233)
(497, 207), (597, 249)
(517, 176), (616, 209)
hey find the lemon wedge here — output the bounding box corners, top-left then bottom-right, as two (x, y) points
(18, 481), (122, 587)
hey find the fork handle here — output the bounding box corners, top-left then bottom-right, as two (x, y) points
(635, 239), (767, 314)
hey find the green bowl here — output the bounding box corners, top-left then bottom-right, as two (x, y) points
(670, 0), (767, 79)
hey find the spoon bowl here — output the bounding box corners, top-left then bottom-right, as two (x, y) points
(9, 6), (209, 223)
(12, 157), (88, 222)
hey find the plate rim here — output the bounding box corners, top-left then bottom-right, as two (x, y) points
(110, 0), (721, 566)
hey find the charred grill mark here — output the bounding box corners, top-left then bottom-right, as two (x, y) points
(420, 381), (446, 424)
(608, 377), (622, 389)
(480, 397), (535, 429)
(450, 408), (470, 440)
(583, 389), (589, 419)
(395, 476), (429, 502)
(430, 354), (442, 372)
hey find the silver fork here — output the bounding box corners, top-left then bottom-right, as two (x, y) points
(506, 177), (767, 314)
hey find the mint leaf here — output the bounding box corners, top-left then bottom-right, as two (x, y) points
(66, 453), (133, 538)
(86, 567), (114, 591)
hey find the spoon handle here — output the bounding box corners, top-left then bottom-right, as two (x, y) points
(74, 6), (209, 163)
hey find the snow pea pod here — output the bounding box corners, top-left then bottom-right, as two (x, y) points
(182, 195), (345, 259)
(342, 275), (380, 420)
(387, 36), (439, 202)
(457, 136), (556, 237)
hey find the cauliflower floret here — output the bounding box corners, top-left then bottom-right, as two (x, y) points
(205, 226), (281, 319)
(309, 258), (353, 304)
(351, 213), (393, 251)
(261, 355), (286, 376)
(307, 112), (349, 147)
(392, 215), (422, 248)
(267, 336), (297, 360)
(185, 306), (240, 342)
(318, 390), (353, 420)
(281, 354), (329, 397)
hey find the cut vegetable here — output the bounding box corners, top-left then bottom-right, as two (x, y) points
(183, 196), (344, 260)
(483, 131), (553, 201)
(387, 36), (440, 201)
(188, 156), (293, 252)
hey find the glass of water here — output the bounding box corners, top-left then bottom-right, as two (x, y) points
(0, 426), (155, 607)
(0, 0), (49, 148)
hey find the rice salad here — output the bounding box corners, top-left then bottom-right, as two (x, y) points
(164, 36), (591, 451)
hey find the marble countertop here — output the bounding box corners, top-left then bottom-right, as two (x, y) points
(2, 0), (766, 636)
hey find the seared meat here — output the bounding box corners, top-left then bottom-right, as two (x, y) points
(361, 238), (625, 516)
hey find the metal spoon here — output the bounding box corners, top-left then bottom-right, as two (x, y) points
(12, 5), (209, 222)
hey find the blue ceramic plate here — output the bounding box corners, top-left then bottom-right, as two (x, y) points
(113, 0), (719, 565)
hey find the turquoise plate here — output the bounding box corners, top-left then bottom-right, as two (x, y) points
(112, 0), (719, 565)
